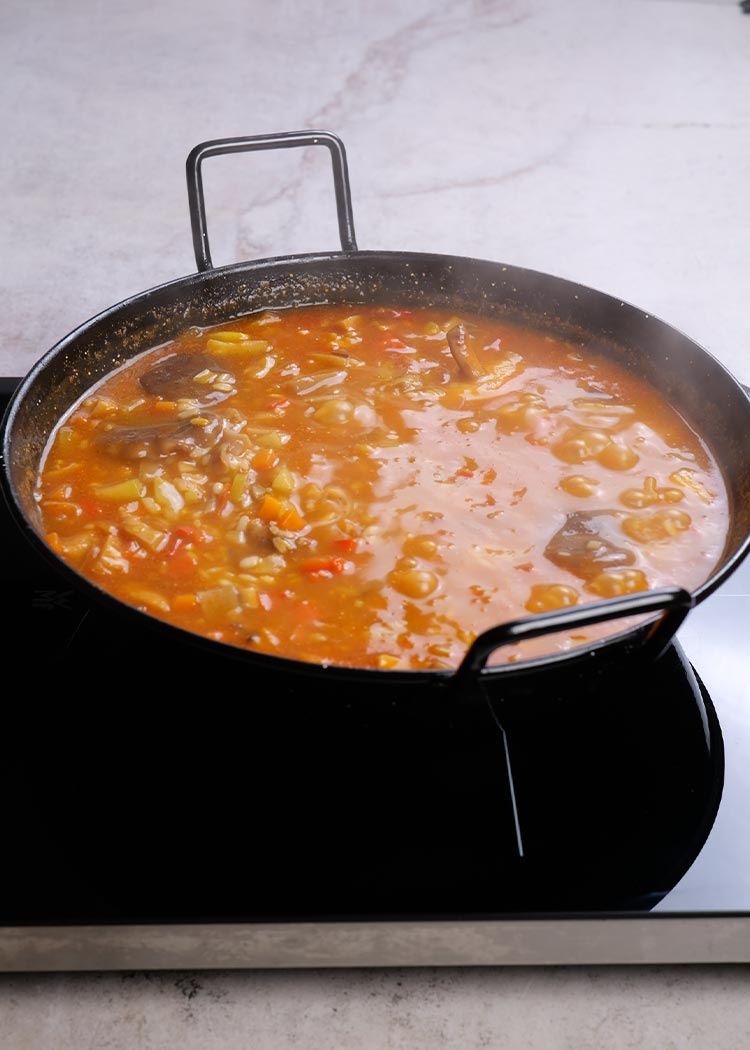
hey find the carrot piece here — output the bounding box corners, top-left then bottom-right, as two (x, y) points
(252, 448), (278, 471)
(258, 493), (285, 522)
(277, 505), (305, 531)
(172, 593), (198, 612)
(334, 537), (358, 553)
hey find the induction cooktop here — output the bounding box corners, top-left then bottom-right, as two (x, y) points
(0, 375), (748, 970)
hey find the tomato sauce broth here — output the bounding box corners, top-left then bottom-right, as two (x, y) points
(35, 304), (730, 669)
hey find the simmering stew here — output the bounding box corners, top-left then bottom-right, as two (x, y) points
(35, 304), (730, 669)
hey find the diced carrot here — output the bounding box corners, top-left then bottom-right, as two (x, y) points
(277, 505), (305, 531)
(334, 537), (358, 554)
(172, 593), (198, 612)
(258, 493), (285, 522)
(258, 493), (305, 532)
(252, 448), (279, 471)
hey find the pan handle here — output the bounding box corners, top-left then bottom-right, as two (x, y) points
(185, 130), (358, 272)
(453, 585), (695, 693)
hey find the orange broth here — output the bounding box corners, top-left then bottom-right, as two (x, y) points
(35, 304), (730, 669)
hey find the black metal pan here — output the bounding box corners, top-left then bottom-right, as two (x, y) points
(2, 130), (749, 701)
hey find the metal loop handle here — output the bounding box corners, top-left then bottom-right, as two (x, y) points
(185, 130), (358, 272)
(453, 585), (695, 692)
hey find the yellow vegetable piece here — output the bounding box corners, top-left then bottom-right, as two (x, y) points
(94, 478), (146, 502)
(206, 337), (269, 356)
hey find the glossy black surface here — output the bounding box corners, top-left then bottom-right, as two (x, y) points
(0, 379), (730, 925)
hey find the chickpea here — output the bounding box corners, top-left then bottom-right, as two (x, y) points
(560, 474), (599, 498)
(622, 508), (692, 544)
(596, 442), (639, 471)
(553, 437), (588, 464)
(620, 476), (684, 509)
(659, 488), (685, 503)
(585, 569), (649, 598)
(495, 393), (546, 432)
(552, 427), (610, 464)
(389, 568), (439, 599)
(656, 508), (693, 536)
(620, 476), (658, 508)
(402, 535), (439, 560)
(525, 583), (579, 613)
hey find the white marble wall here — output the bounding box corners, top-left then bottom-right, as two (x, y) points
(2, 0), (749, 383)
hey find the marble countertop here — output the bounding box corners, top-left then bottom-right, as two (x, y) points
(2, 0), (750, 1045)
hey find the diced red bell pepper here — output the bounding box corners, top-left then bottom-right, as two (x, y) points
(300, 556), (349, 576)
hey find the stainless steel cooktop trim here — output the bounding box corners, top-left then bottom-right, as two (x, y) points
(1, 915), (749, 972)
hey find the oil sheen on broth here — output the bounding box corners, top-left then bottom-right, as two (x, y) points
(35, 304), (729, 670)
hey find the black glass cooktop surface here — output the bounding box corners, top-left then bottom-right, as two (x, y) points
(1, 376), (749, 968)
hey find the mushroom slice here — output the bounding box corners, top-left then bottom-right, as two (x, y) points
(544, 511), (635, 580)
(96, 412), (226, 460)
(446, 324), (486, 380)
(139, 353), (236, 405)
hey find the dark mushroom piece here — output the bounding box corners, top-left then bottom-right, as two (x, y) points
(139, 353), (236, 405)
(446, 324), (486, 380)
(95, 412), (226, 461)
(544, 510), (635, 580)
